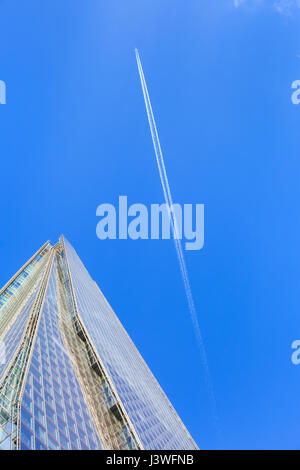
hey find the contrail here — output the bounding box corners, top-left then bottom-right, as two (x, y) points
(135, 49), (220, 432)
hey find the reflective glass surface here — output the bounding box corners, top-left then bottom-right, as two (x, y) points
(20, 260), (102, 450)
(64, 238), (196, 450)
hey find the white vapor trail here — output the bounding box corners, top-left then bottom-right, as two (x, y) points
(135, 49), (220, 430)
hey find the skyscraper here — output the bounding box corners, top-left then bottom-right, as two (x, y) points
(0, 236), (197, 450)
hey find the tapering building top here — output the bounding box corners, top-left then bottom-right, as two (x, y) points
(0, 237), (198, 450)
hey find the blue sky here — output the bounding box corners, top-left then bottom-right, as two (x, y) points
(0, 0), (300, 449)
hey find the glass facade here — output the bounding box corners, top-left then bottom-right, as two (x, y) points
(0, 237), (197, 450)
(19, 260), (102, 450)
(0, 244), (50, 382)
(63, 237), (196, 450)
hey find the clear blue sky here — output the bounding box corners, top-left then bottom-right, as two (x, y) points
(0, 0), (300, 450)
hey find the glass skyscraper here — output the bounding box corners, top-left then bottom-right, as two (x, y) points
(0, 236), (197, 450)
